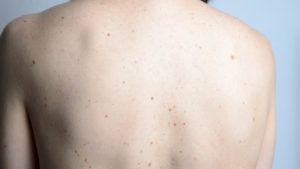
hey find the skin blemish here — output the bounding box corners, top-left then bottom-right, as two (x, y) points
(32, 60), (36, 64)
(140, 149), (143, 153)
(104, 114), (108, 118)
(148, 162), (152, 167)
(179, 150), (182, 153)
(242, 101), (246, 104)
(84, 158), (88, 163)
(60, 48), (65, 52)
(173, 122), (177, 126)
(88, 166), (92, 169)
(131, 29), (136, 33)
(150, 96), (154, 100)
(23, 20), (27, 23)
(182, 122), (186, 126)
(106, 33), (111, 37)
(122, 81), (126, 84)
(230, 55), (235, 60)
(168, 122), (171, 127)
(168, 108), (172, 112)
(132, 98), (136, 102)
(252, 117), (256, 121)
(218, 104), (222, 109)
(61, 16), (65, 19)
(150, 141), (153, 145)
(173, 105), (176, 109)
(193, 157), (198, 160)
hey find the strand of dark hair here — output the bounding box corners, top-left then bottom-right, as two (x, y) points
(201, 0), (209, 3)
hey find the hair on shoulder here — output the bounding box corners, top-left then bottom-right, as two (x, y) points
(201, 0), (209, 3)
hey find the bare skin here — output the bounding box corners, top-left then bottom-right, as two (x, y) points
(0, 0), (276, 169)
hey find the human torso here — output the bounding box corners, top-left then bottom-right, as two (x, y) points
(20, 0), (269, 168)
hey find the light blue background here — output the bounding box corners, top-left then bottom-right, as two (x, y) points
(0, 0), (299, 169)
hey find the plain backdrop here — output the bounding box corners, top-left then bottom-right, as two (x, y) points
(0, 0), (299, 169)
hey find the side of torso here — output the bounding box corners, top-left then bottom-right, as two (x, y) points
(18, 1), (269, 169)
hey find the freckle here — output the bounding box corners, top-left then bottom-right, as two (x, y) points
(179, 150), (182, 153)
(84, 158), (88, 163)
(182, 122), (186, 125)
(230, 55), (235, 60)
(105, 114), (108, 118)
(148, 162), (152, 167)
(150, 141), (153, 145)
(252, 117), (256, 121)
(23, 20), (27, 23)
(173, 122), (176, 126)
(32, 60), (36, 64)
(242, 101), (246, 104)
(131, 29), (136, 32)
(61, 16), (65, 19)
(168, 108), (172, 112)
(106, 33), (111, 37)
(199, 45), (202, 49)
(88, 166), (92, 169)
(122, 81), (126, 84)
(151, 96), (154, 100)
(173, 105), (176, 109)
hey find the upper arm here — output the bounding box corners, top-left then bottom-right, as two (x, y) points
(0, 19), (39, 169)
(254, 35), (277, 169)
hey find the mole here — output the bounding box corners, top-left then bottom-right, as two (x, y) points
(182, 122), (186, 126)
(230, 55), (235, 60)
(104, 114), (108, 118)
(172, 105), (176, 109)
(131, 29), (136, 33)
(150, 141), (153, 145)
(173, 122), (177, 126)
(84, 158), (88, 163)
(242, 101), (246, 104)
(61, 16), (65, 19)
(150, 96), (154, 100)
(32, 60), (35, 64)
(106, 33), (111, 37)
(23, 20), (27, 23)
(122, 81), (126, 84)
(252, 117), (256, 121)
(88, 166), (92, 169)
(168, 108), (172, 112)
(148, 162), (152, 167)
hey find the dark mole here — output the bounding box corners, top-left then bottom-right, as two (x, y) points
(168, 108), (172, 112)
(151, 96), (154, 100)
(230, 55), (235, 60)
(105, 114), (108, 118)
(32, 60), (36, 64)
(148, 162), (152, 167)
(61, 16), (65, 19)
(106, 33), (111, 37)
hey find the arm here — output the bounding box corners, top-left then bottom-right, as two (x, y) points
(255, 37), (277, 169)
(0, 21), (39, 169)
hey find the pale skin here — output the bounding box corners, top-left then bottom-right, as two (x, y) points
(0, 0), (276, 169)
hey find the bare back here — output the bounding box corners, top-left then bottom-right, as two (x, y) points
(0, 0), (276, 169)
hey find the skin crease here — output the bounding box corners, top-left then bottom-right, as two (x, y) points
(0, 0), (276, 169)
